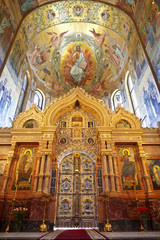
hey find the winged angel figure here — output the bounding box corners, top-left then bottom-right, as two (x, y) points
(47, 30), (69, 49)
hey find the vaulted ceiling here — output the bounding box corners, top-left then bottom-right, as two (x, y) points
(1, 0), (142, 99)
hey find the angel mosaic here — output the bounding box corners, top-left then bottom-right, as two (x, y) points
(47, 30), (68, 49)
(73, 5), (84, 16)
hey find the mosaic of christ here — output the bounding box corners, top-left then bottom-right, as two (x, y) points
(61, 42), (96, 86)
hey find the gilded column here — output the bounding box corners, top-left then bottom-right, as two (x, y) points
(38, 153), (46, 192)
(108, 154), (115, 192)
(102, 154), (109, 192)
(33, 154), (41, 192)
(44, 154), (52, 193)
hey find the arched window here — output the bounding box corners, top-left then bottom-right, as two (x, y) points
(127, 74), (141, 118)
(33, 89), (45, 110)
(15, 73), (28, 116)
(111, 89), (123, 111)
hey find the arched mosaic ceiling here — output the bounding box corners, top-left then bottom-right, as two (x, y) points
(11, 0), (135, 98)
(9, 0), (136, 18)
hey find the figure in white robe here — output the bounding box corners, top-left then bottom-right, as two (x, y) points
(70, 44), (87, 83)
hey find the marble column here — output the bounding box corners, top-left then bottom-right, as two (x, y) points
(1, 156), (12, 193)
(38, 153), (46, 192)
(113, 154), (121, 192)
(141, 155), (152, 193)
(108, 154), (115, 192)
(138, 142), (152, 193)
(102, 154), (109, 192)
(33, 155), (41, 192)
(44, 154), (52, 193)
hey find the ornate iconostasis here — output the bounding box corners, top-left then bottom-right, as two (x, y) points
(0, 88), (160, 231)
(0, 1), (160, 233)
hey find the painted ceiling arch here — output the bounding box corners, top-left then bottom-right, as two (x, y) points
(0, 0), (138, 73)
(18, 1), (135, 97)
(7, 0), (138, 100)
(7, 0), (137, 20)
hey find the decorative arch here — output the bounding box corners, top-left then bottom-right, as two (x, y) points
(0, 0), (137, 77)
(12, 104), (42, 129)
(43, 87), (111, 127)
(57, 148), (97, 167)
(12, 88), (143, 130)
(23, 119), (39, 128)
(112, 106), (142, 129)
(115, 119), (131, 129)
